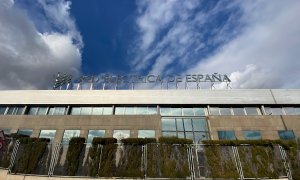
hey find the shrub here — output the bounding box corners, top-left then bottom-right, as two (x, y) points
(12, 137), (48, 174)
(65, 137), (85, 176)
(159, 136), (193, 145)
(92, 137), (117, 145)
(121, 138), (156, 145)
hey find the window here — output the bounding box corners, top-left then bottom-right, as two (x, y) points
(160, 107), (172, 116)
(113, 130), (130, 139)
(136, 107), (147, 115)
(39, 130), (56, 141)
(81, 107), (92, 115)
(192, 118), (207, 131)
(125, 107), (135, 115)
(161, 118), (176, 131)
(182, 108), (194, 116)
(62, 130), (80, 144)
(48, 107), (66, 115)
(115, 107), (125, 115)
(219, 108), (232, 115)
(218, 131), (236, 140)
(194, 108), (205, 116)
(209, 107), (220, 115)
(29, 107), (38, 115)
(284, 107), (296, 115)
(0, 107), (7, 115)
(138, 130), (155, 138)
(2, 128), (11, 135)
(245, 107), (259, 115)
(87, 130), (105, 144)
(272, 108), (284, 115)
(233, 108), (245, 115)
(71, 107), (81, 115)
(29, 107), (48, 115)
(92, 107), (103, 115)
(162, 117), (209, 143)
(147, 107), (157, 114)
(6, 106), (24, 115)
(17, 129), (33, 137)
(172, 108), (182, 116)
(183, 118), (193, 131)
(278, 130), (295, 140)
(103, 107), (113, 115)
(243, 130), (261, 140)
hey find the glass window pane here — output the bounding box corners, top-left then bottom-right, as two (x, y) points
(233, 108), (245, 115)
(2, 128), (11, 135)
(81, 107), (92, 115)
(136, 107), (147, 115)
(103, 107), (113, 115)
(53, 107), (65, 115)
(125, 107), (135, 115)
(272, 108), (283, 115)
(37, 107), (48, 115)
(147, 107), (157, 114)
(177, 132), (185, 138)
(192, 118), (207, 131)
(92, 107), (103, 115)
(29, 107), (38, 115)
(243, 130), (261, 140)
(0, 107), (7, 114)
(87, 130), (105, 144)
(6, 107), (15, 115)
(160, 107), (172, 116)
(278, 130), (295, 140)
(185, 132), (194, 142)
(62, 130), (80, 144)
(194, 108), (205, 116)
(194, 132), (209, 143)
(245, 107), (259, 115)
(182, 108), (194, 116)
(39, 130), (56, 141)
(138, 130), (155, 138)
(176, 118), (184, 131)
(220, 108), (232, 115)
(71, 107), (81, 115)
(183, 118), (193, 131)
(115, 107), (125, 115)
(284, 107), (295, 115)
(264, 107), (272, 115)
(161, 118), (176, 131)
(172, 108), (182, 116)
(17, 129), (33, 137)
(48, 107), (55, 115)
(295, 108), (300, 115)
(209, 107), (220, 115)
(113, 130), (130, 139)
(218, 131), (236, 140)
(16, 107), (24, 115)
(162, 131), (176, 137)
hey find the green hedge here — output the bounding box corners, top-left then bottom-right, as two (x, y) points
(88, 138), (118, 177)
(121, 138), (156, 145)
(65, 137), (85, 176)
(159, 136), (193, 145)
(92, 137), (117, 145)
(12, 137), (48, 174)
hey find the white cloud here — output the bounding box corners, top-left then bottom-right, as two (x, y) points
(132, 0), (240, 74)
(187, 0), (300, 89)
(0, 0), (82, 89)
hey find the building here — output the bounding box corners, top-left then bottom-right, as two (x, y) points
(0, 89), (299, 144)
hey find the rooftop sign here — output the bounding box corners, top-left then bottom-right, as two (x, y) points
(53, 73), (231, 90)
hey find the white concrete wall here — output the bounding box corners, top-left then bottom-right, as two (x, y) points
(0, 89), (299, 105)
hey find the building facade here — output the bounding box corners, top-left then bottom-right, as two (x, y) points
(0, 89), (299, 144)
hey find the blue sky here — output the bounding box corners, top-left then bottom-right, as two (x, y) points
(0, 0), (300, 89)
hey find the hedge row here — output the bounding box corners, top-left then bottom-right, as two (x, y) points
(202, 139), (296, 147)
(159, 136), (193, 145)
(121, 138), (156, 145)
(65, 137), (85, 176)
